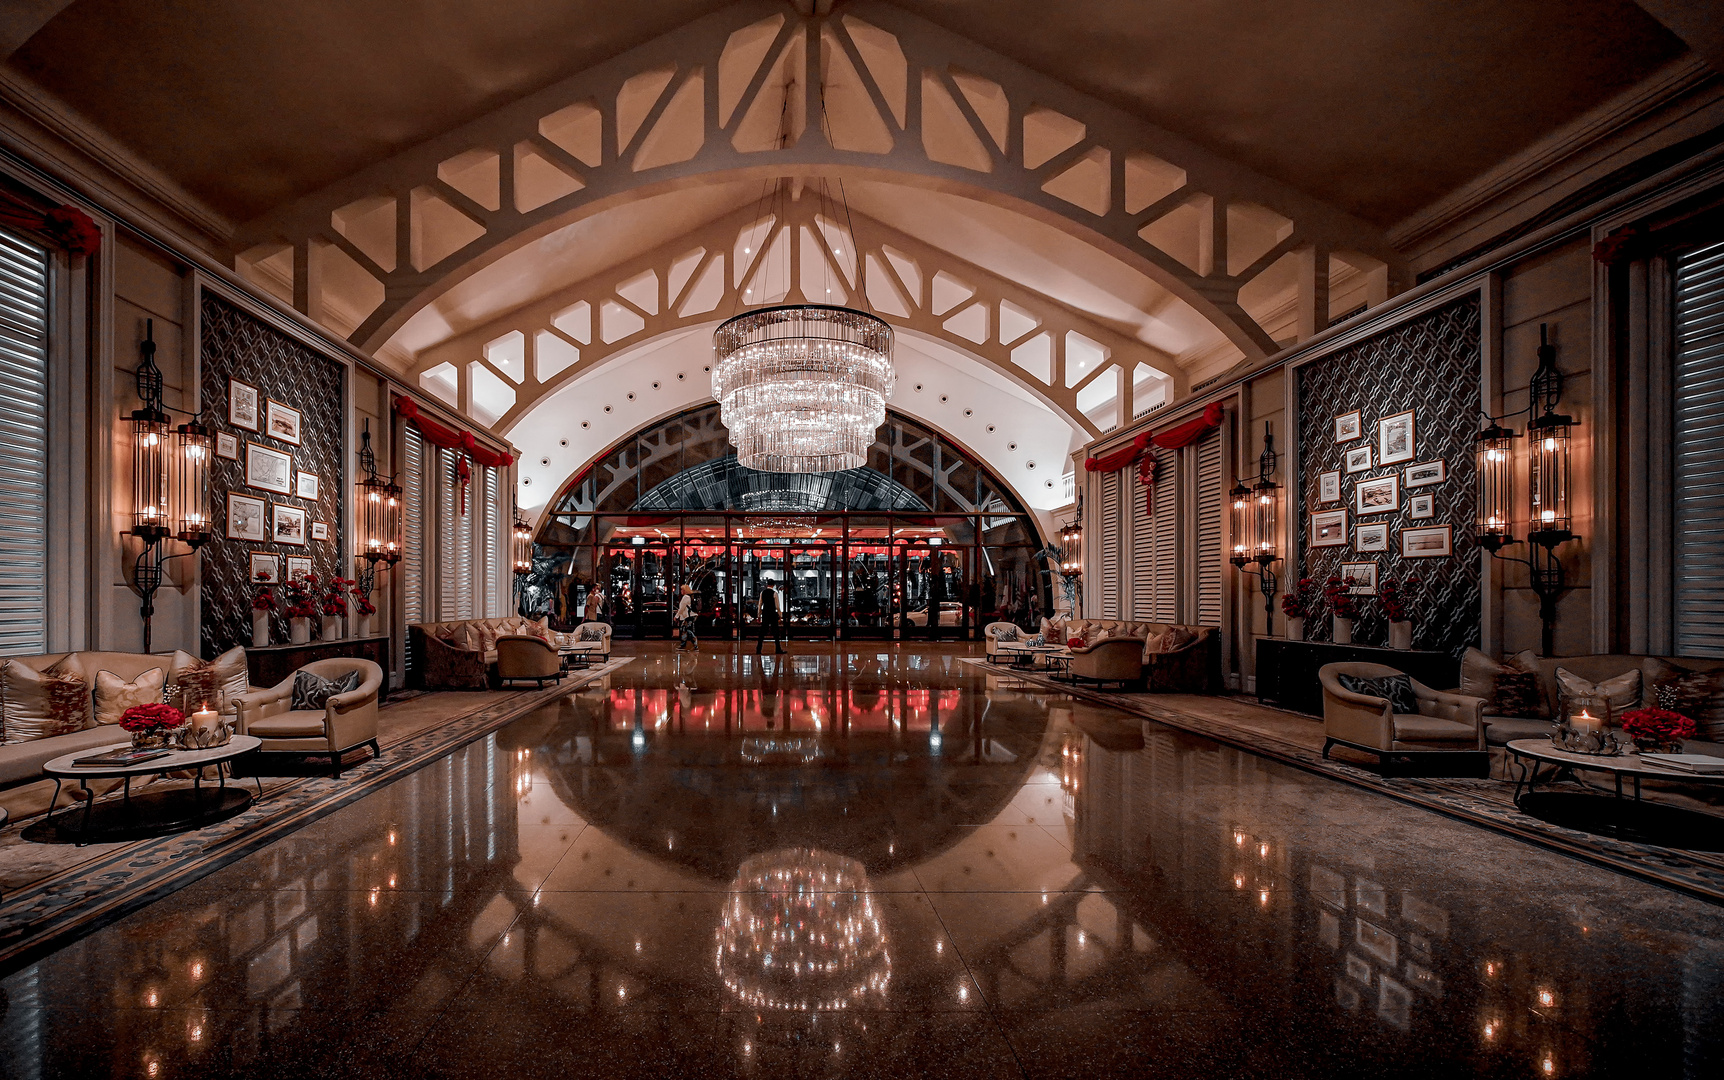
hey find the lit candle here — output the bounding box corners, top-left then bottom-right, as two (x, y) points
(1571, 710), (1600, 736)
(191, 703), (218, 743)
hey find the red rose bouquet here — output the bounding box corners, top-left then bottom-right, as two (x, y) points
(284, 575), (317, 619)
(1281, 578), (1313, 620)
(1380, 576), (1421, 622)
(321, 576), (354, 617)
(351, 583), (376, 616)
(1618, 707), (1695, 752)
(119, 702), (184, 733)
(1323, 576), (1359, 621)
(253, 570), (277, 612)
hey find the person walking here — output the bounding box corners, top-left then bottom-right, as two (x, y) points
(675, 583), (698, 651)
(755, 581), (785, 654)
(583, 586), (604, 625)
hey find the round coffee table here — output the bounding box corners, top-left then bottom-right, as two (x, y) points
(41, 736), (263, 844)
(1505, 738), (1724, 849)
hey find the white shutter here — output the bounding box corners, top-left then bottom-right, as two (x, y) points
(1099, 468), (1121, 617)
(1193, 428), (1224, 627)
(435, 447), (476, 620)
(0, 228), (48, 656)
(1129, 459), (1154, 617)
(402, 427), (426, 670)
(483, 467), (506, 617)
(1151, 447), (1177, 622)
(1674, 239), (1724, 656)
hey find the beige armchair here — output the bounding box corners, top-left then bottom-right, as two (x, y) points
(234, 658), (383, 777)
(556, 622), (612, 667)
(1063, 638), (1145, 688)
(497, 634), (564, 687)
(1319, 662), (1486, 772)
(984, 622), (1028, 663)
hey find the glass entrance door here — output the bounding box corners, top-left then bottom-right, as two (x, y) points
(736, 543), (837, 639)
(604, 543), (675, 638)
(898, 544), (972, 639)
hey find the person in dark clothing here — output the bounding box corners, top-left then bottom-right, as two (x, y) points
(755, 583), (785, 654)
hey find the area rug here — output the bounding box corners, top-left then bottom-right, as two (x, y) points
(0, 659), (630, 973)
(963, 657), (1724, 905)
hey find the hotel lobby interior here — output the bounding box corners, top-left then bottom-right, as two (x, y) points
(2, 2), (1724, 1077)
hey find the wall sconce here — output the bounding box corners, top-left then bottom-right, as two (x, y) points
(174, 417), (214, 547)
(513, 506), (534, 576)
(355, 419), (402, 596)
(1230, 422), (1280, 625)
(1475, 324), (1579, 656)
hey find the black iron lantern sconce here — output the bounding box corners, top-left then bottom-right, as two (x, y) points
(125, 320), (211, 652)
(1231, 422), (1281, 626)
(1058, 513), (1083, 582)
(1474, 324), (1579, 656)
(355, 419), (402, 595)
(512, 506), (534, 576)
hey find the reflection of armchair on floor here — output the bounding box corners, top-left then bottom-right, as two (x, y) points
(235, 658), (383, 778)
(1319, 662), (1486, 774)
(496, 635), (565, 688)
(1063, 638), (1144, 688)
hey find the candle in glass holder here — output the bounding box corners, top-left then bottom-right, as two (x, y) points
(191, 703), (218, 746)
(1571, 710), (1601, 736)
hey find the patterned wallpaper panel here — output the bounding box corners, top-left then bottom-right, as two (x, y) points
(1295, 295), (1481, 658)
(200, 292), (347, 658)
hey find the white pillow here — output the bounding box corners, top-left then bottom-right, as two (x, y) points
(93, 667), (166, 726)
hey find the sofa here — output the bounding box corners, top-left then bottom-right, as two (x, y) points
(1062, 618), (1222, 694)
(1319, 662), (1486, 774)
(234, 657), (383, 777)
(409, 615), (600, 690)
(1064, 638), (1146, 687)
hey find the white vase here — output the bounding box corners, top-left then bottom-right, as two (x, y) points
(356, 614), (372, 638)
(290, 617), (310, 645)
(252, 610), (270, 648)
(1389, 620), (1413, 650)
(1286, 617), (1304, 641)
(1333, 617), (1354, 645)
(322, 615), (342, 640)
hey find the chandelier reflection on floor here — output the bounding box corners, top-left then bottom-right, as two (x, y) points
(716, 848), (891, 1010)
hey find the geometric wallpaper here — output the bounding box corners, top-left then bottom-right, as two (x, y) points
(1295, 295), (1482, 658)
(199, 292), (347, 658)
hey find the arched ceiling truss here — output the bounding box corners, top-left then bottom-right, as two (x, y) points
(230, 0), (1404, 365)
(414, 195), (1176, 438)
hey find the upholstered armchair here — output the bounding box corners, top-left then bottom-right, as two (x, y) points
(1142, 627), (1221, 694)
(1318, 662), (1486, 770)
(409, 622), (489, 690)
(496, 634), (564, 687)
(234, 658), (383, 777)
(1064, 638), (1144, 688)
(555, 622), (612, 666)
(984, 622), (1028, 662)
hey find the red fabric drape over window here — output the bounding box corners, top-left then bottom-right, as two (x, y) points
(1082, 401), (1224, 517)
(0, 190), (101, 257)
(392, 394), (516, 467)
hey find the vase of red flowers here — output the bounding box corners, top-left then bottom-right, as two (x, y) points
(1619, 707), (1696, 755)
(321, 576), (355, 640)
(1324, 576), (1359, 644)
(1281, 578), (1312, 640)
(121, 702), (186, 750)
(352, 581), (375, 638)
(252, 571), (276, 647)
(1381, 575), (1420, 650)
(285, 573), (317, 644)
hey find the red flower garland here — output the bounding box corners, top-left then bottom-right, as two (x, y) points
(0, 190), (102, 258)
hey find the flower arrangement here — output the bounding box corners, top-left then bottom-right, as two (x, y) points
(284, 574), (318, 619)
(119, 702), (184, 733)
(1323, 576), (1359, 621)
(252, 571), (277, 612)
(1281, 578), (1313, 620)
(322, 576), (355, 617)
(351, 582), (376, 616)
(1618, 707), (1695, 752)
(1380, 576), (1422, 622)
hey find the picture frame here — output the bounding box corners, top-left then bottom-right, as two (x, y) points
(226, 492), (266, 542)
(248, 552), (280, 584)
(215, 431), (239, 460)
(1340, 560), (1378, 594)
(1355, 473), (1400, 515)
(1310, 509), (1348, 547)
(1318, 470), (1341, 504)
(1378, 410), (1415, 465)
(1405, 459), (1447, 488)
(310, 520), (329, 541)
(1354, 523), (1390, 553)
(1344, 446), (1373, 473)
(266, 399), (303, 446)
(228, 378), (259, 431)
(286, 556), (313, 581)
(245, 442), (292, 495)
(296, 471), (320, 500)
(1409, 493), (1435, 520)
(1334, 410), (1362, 442)
(1401, 524), (1453, 558)
(272, 503), (308, 546)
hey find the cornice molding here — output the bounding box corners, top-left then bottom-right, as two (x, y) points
(0, 64), (235, 244)
(1388, 54), (1717, 256)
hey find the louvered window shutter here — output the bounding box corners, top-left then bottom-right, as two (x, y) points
(1193, 427), (1224, 627)
(1099, 469), (1121, 617)
(0, 228), (49, 656)
(1129, 457), (1154, 618)
(483, 467), (506, 617)
(1674, 239), (1724, 656)
(1151, 447), (1178, 622)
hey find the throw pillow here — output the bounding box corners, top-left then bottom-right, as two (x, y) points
(529, 618), (557, 643)
(1459, 648), (1549, 718)
(93, 667), (166, 727)
(1338, 673), (1419, 715)
(291, 669), (363, 712)
(1, 656), (90, 744)
(1555, 667), (1641, 725)
(1492, 671), (1544, 719)
(1066, 636), (1087, 649)
(577, 624), (607, 642)
(1165, 626), (1197, 652)
(993, 626), (1020, 643)
(168, 647), (248, 716)
(1144, 629), (1176, 654)
(1642, 658), (1724, 741)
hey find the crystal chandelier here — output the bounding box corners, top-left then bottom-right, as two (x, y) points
(712, 304), (894, 473)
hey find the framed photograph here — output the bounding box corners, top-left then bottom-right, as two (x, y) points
(1354, 523), (1390, 553)
(1355, 473), (1400, 515)
(248, 552), (280, 584)
(1340, 560), (1378, 594)
(1310, 509), (1348, 548)
(228, 378), (259, 431)
(310, 520), (329, 541)
(286, 556), (313, 581)
(1318, 470), (1341, 503)
(296, 471), (320, 500)
(1334, 410), (1362, 442)
(226, 492), (266, 542)
(266, 399), (303, 446)
(1344, 446), (1373, 473)
(1401, 524), (1454, 558)
(1378, 410), (1415, 465)
(272, 503), (308, 546)
(215, 431), (239, 460)
(1405, 459), (1446, 488)
(1409, 494), (1435, 520)
(246, 442), (292, 495)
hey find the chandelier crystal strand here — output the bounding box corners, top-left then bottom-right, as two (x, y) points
(713, 304), (894, 473)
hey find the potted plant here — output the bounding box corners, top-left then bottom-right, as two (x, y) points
(120, 702), (185, 750)
(1381, 575), (1421, 650)
(252, 572), (275, 647)
(352, 581), (375, 637)
(320, 575), (352, 640)
(1324, 576), (1359, 645)
(1281, 578), (1312, 641)
(285, 573), (317, 644)
(1618, 707), (1696, 755)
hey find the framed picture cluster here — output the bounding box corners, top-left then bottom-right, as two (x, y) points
(1314, 405), (1453, 559)
(220, 376), (331, 551)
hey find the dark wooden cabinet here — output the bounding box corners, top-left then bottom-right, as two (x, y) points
(246, 636), (391, 689)
(1255, 638), (1460, 716)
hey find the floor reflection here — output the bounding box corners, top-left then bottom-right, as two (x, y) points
(0, 648), (1721, 1078)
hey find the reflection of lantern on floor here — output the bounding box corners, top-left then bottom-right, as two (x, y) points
(715, 848), (891, 1011)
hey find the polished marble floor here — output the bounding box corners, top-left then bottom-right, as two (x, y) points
(2, 644), (1722, 1079)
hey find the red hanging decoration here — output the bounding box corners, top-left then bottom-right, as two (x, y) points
(0, 190), (101, 257)
(1138, 454), (1156, 517)
(1082, 400), (1223, 518)
(456, 456), (472, 516)
(392, 394), (516, 467)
